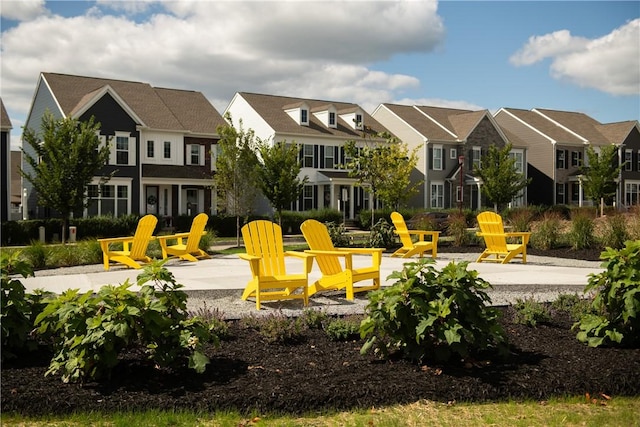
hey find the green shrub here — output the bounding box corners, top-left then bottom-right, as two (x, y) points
(35, 260), (217, 383)
(21, 239), (49, 269)
(627, 207), (640, 240)
(367, 218), (395, 248)
(189, 303), (230, 340)
(552, 293), (594, 321)
(325, 221), (351, 247)
(253, 312), (308, 344)
(569, 213), (596, 250)
(325, 316), (361, 341)
(506, 208), (534, 232)
(360, 259), (508, 363)
(301, 308), (330, 329)
(512, 297), (551, 327)
(600, 214), (629, 250)
(573, 240), (640, 348)
(531, 212), (562, 250)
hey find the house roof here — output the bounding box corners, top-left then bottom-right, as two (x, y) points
(501, 108), (584, 144)
(237, 92), (392, 139)
(534, 108), (610, 145)
(382, 104), (455, 140)
(41, 72), (225, 134)
(599, 121), (639, 144)
(1, 98), (12, 130)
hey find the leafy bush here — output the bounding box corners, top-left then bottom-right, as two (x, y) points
(252, 312), (308, 344)
(21, 239), (48, 269)
(569, 213), (595, 250)
(573, 240), (640, 348)
(189, 303), (230, 340)
(446, 212), (471, 246)
(506, 208), (534, 232)
(512, 297), (551, 327)
(367, 218), (395, 248)
(360, 259), (508, 363)
(325, 316), (362, 341)
(35, 260), (217, 383)
(552, 293), (594, 321)
(301, 308), (330, 329)
(325, 221), (352, 247)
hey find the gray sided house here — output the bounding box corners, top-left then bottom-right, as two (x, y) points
(224, 92), (396, 219)
(495, 108), (640, 208)
(372, 104), (527, 211)
(22, 72), (227, 225)
(1, 98), (11, 222)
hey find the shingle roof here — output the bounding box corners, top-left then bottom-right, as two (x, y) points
(381, 104), (454, 140)
(534, 108), (610, 145)
(41, 72), (224, 134)
(237, 92), (392, 139)
(502, 108), (584, 144)
(1, 98), (12, 130)
(598, 121), (638, 144)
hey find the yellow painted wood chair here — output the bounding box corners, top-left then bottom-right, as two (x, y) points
(476, 211), (531, 264)
(239, 220), (314, 310)
(300, 219), (383, 300)
(390, 212), (440, 258)
(98, 214), (158, 270)
(157, 213), (210, 262)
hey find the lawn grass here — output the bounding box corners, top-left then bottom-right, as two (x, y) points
(2, 396), (638, 426)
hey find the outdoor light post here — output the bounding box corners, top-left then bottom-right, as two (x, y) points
(458, 155), (464, 214)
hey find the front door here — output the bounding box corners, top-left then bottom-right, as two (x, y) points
(146, 186), (159, 214)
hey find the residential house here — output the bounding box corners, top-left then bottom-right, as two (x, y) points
(494, 108), (640, 208)
(224, 92), (395, 219)
(372, 104), (527, 210)
(1, 98), (11, 223)
(22, 72), (227, 225)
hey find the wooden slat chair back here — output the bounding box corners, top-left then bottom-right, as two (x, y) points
(158, 213), (210, 262)
(98, 214), (158, 270)
(476, 211), (531, 264)
(390, 211), (439, 258)
(239, 220), (313, 310)
(300, 219), (382, 299)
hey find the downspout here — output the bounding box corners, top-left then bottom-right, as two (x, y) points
(423, 137), (429, 209)
(551, 141), (557, 205)
(617, 143), (624, 210)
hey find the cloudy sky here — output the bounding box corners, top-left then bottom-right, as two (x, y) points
(1, 0), (638, 147)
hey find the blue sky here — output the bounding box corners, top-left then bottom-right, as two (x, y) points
(1, 1), (638, 147)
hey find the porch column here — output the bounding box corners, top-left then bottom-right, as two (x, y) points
(476, 182), (482, 210)
(349, 185), (355, 219)
(578, 177), (584, 208)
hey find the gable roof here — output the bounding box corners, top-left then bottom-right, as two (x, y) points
(40, 72), (225, 134)
(500, 108), (585, 144)
(1, 98), (12, 130)
(534, 108), (610, 145)
(599, 120), (639, 144)
(236, 92), (392, 139)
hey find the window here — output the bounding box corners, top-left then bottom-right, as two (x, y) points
(432, 145), (443, 170)
(556, 149), (566, 169)
(625, 182), (639, 206)
(303, 185), (314, 210)
(324, 145), (334, 169)
(147, 140), (154, 158)
(115, 135), (129, 165)
(164, 141), (171, 159)
(625, 150), (633, 171)
(303, 144), (314, 167)
(571, 182), (580, 203)
(355, 113), (363, 129)
(87, 183), (129, 216)
(430, 182), (444, 208)
(556, 183), (566, 204)
(300, 109), (308, 125)
(187, 144), (204, 166)
(456, 185), (463, 202)
(571, 151), (582, 167)
(186, 189), (198, 214)
(450, 148), (457, 160)
(329, 112), (336, 127)
(472, 146), (482, 170)
(509, 149), (524, 174)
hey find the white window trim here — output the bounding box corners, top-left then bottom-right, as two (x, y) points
(85, 177), (132, 217)
(430, 181), (444, 209)
(113, 131), (134, 166)
(432, 144), (443, 171)
(509, 149), (524, 174)
(186, 144), (205, 166)
(625, 149), (633, 171)
(472, 146), (482, 170)
(450, 148), (457, 160)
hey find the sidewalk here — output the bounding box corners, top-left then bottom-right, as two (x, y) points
(19, 253), (604, 318)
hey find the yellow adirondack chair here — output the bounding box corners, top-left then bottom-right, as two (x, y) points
(239, 220), (314, 310)
(98, 214), (157, 270)
(476, 211), (531, 264)
(300, 219), (382, 300)
(390, 212), (440, 258)
(157, 213), (210, 262)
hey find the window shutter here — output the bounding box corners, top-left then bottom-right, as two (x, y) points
(565, 150), (569, 169)
(428, 147), (433, 170)
(442, 150), (446, 170)
(334, 146), (339, 167)
(313, 186), (318, 209)
(319, 145), (325, 168)
(314, 145), (319, 168)
(199, 145), (205, 166)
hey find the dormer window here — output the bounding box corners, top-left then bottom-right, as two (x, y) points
(338, 107), (365, 130)
(284, 101), (310, 126)
(301, 108), (308, 125)
(329, 112), (336, 126)
(312, 104), (337, 129)
(355, 113), (363, 130)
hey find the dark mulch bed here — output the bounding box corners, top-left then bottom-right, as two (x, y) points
(2, 306), (639, 417)
(438, 244), (604, 262)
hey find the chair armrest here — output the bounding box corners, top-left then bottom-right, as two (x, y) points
(506, 232), (531, 244)
(408, 230), (440, 242)
(285, 251), (315, 273)
(157, 232), (191, 241)
(98, 235), (155, 252)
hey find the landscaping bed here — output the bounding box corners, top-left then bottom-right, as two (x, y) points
(2, 305), (639, 417)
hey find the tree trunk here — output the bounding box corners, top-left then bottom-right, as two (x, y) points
(236, 215), (240, 248)
(61, 216), (68, 244)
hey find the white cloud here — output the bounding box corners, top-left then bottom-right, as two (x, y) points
(0, 0), (48, 21)
(510, 19), (640, 96)
(0, 1), (444, 122)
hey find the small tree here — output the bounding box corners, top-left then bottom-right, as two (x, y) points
(580, 145), (621, 217)
(344, 133), (418, 224)
(474, 143), (530, 211)
(214, 116), (260, 246)
(256, 140), (308, 226)
(21, 112), (111, 243)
